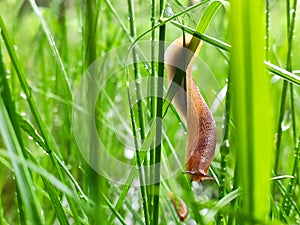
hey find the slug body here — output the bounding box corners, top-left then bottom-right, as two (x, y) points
(169, 192), (188, 221)
(165, 34), (217, 182)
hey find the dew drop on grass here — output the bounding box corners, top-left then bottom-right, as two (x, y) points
(271, 75), (280, 83)
(115, 95), (122, 103)
(192, 181), (200, 190)
(124, 147), (134, 160)
(107, 109), (114, 117)
(164, 5), (174, 17)
(132, 191), (140, 211)
(6, 69), (11, 79)
(28, 135), (33, 140)
(79, 194), (84, 199)
(225, 139), (230, 148)
(290, 8), (295, 14)
(200, 208), (209, 216)
(281, 122), (290, 131)
(20, 92), (27, 100)
(115, 82), (121, 90)
(135, 79), (142, 85)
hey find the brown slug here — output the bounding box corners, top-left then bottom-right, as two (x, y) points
(165, 34), (217, 182)
(168, 192), (188, 221)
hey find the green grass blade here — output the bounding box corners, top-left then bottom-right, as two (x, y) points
(217, 72), (231, 224)
(0, 16), (52, 153)
(108, 119), (158, 224)
(0, 200), (9, 225)
(126, 0), (150, 224)
(274, 172), (300, 217)
(231, 0), (273, 224)
(265, 62), (300, 86)
(129, 0), (212, 45)
(1, 73), (69, 224)
(168, 22), (300, 86)
(0, 16), (86, 224)
(56, 1), (69, 65)
(43, 178), (70, 225)
(126, 84), (150, 225)
(0, 98), (43, 224)
(101, 192), (127, 225)
(18, 115), (87, 225)
(149, 0), (156, 219)
(265, 0), (270, 61)
(18, 114), (89, 202)
(188, 0), (223, 52)
(151, 0), (166, 223)
(27, 0), (73, 160)
(279, 0), (298, 219)
(28, 0), (72, 99)
(205, 188), (241, 223)
(0, 34), (43, 225)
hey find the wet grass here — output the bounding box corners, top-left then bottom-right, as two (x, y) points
(0, 0), (299, 224)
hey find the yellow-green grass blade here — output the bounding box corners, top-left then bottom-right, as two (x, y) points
(231, 0), (273, 224)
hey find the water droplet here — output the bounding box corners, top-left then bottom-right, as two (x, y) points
(137, 79), (143, 85)
(200, 208), (209, 215)
(20, 92), (27, 100)
(115, 95), (122, 103)
(192, 181), (200, 189)
(225, 139), (230, 148)
(281, 122), (290, 131)
(6, 70), (11, 79)
(124, 147), (134, 159)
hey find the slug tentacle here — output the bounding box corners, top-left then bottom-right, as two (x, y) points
(165, 34), (217, 182)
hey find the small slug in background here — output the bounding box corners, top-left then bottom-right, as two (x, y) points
(168, 192), (188, 221)
(165, 34), (217, 182)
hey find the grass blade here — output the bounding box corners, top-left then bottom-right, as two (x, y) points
(0, 16), (52, 154)
(0, 98), (43, 224)
(168, 22), (300, 86)
(0, 15), (88, 224)
(231, 0), (273, 224)
(28, 0), (72, 99)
